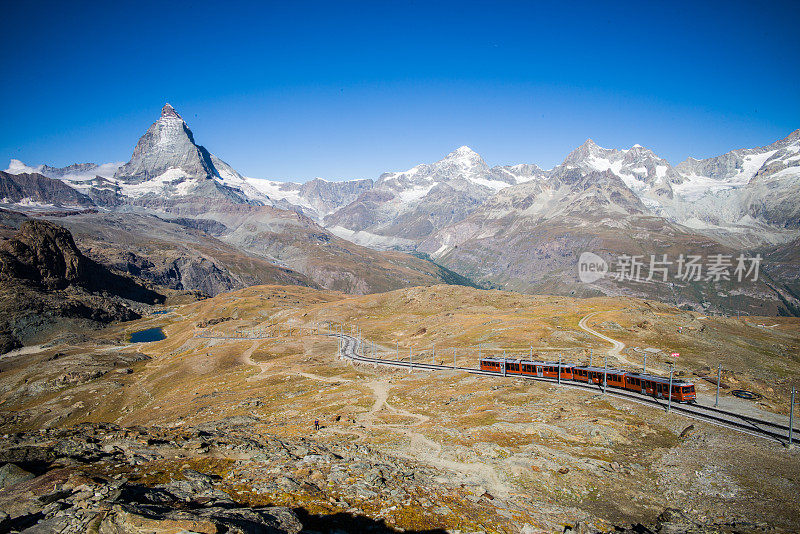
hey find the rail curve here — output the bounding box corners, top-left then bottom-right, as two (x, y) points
(333, 333), (798, 447)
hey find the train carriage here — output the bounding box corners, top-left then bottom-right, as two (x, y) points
(572, 366), (626, 388)
(480, 357), (697, 403)
(625, 372), (696, 403)
(538, 362), (574, 381)
(480, 357), (572, 380)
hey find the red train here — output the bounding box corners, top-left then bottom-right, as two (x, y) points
(479, 357), (696, 403)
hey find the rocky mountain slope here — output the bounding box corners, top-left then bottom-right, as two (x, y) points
(48, 211), (318, 297)
(411, 134), (800, 315)
(1, 284), (797, 531)
(0, 422), (752, 534)
(0, 216), (164, 353)
(0, 171), (95, 209)
(418, 165), (800, 316)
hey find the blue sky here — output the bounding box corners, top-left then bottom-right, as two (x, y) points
(1, 0), (798, 181)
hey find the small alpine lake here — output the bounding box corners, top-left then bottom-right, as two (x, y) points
(129, 327), (166, 343)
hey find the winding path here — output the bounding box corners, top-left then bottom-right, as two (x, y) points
(578, 312), (633, 366)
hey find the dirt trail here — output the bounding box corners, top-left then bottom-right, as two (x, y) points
(578, 312), (634, 366)
(357, 379), (511, 498)
(242, 340), (351, 384)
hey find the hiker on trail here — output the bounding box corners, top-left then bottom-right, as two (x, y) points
(314, 419), (319, 431)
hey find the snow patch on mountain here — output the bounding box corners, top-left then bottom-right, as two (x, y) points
(5, 159), (123, 194)
(327, 225), (416, 250)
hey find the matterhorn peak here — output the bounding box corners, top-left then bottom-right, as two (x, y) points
(114, 103), (216, 184)
(161, 103), (181, 119)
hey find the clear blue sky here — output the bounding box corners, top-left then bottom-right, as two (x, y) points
(1, 0), (798, 181)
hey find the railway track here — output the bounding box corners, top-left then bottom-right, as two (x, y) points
(334, 334), (798, 447)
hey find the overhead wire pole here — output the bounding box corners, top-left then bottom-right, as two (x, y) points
(454, 348), (457, 369)
(715, 363), (722, 407)
(790, 387), (795, 450)
(603, 356), (607, 394)
(643, 353), (647, 374)
(558, 354), (562, 386)
(668, 364), (674, 413)
(409, 345), (413, 373)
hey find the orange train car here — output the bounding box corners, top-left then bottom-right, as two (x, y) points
(572, 366), (626, 388)
(480, 358), (572, 380)
(624, 372), (696, 403)
(480, 357), (696, 403)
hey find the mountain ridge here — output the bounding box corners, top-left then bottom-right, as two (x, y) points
(3, 105), (798, 314)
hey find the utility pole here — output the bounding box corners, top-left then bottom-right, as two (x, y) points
(503, 350), (507, 377)
(789, 387), (795, 450)
(668, 364), (674, 413)
(454, 348), (457, 369)
(590, 349), (593, 367)
(643, 353), (647, 374)
(558, 355), (562, 386)
(715, 363), (722, 407)
(409, 345), (413, 373)
(603, 356), (607, 394)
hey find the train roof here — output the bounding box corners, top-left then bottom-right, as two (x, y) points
(480, 358), (571, 367)
(626, 372), (693, 386)
(573, 365), (628, 374)
(479, 358), (694, 385)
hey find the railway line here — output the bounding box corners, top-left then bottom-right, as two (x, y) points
(333, 333), (799, 448)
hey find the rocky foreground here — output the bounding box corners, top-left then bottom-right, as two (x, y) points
(0, 417), (775, 533)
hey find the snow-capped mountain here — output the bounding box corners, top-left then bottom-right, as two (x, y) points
(245, 177), (374, 221)
(560, 139), (678, 212)
(4, 104), (277, 209)
(4, 159), (122, 196)
(0, 170), (96, 210)
(108, 104), (269, 206)
(666, 129), (800, 240)
(323, 146), (545, 245)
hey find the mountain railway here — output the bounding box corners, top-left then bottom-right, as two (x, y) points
(332, 333), (799, 448)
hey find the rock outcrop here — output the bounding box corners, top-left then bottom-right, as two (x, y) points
(0, 218), (164, 353)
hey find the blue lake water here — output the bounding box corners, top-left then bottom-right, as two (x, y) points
(129, 327), (166, 343)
